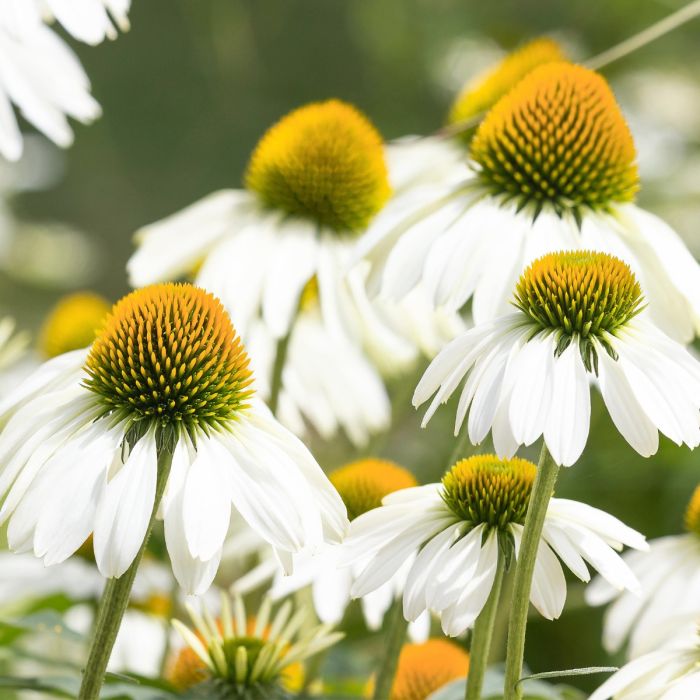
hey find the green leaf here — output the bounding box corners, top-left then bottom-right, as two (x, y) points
(519, 667), (618, 683)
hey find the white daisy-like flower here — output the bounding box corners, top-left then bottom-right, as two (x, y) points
(358, 61), (700, 343)
(234, 458), (430, 641)
(0, 283), (347, 594)
(586, 484), (700, 659)
(588, 628), (700, 700)
(415, 250), (700, 467)
(341, 454), (646, 637)
(0, 9), (102, 161)
(10, 0), (130, 45)
(168, 591), (342, 694)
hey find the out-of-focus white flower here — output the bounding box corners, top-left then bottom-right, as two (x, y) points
(234, 458), (430, 641)
(341, 455), (646, 637)
(586, 484), (700, 658)
(0, 9), (101, 161)
(589, 628), (700, 700)
(0, 284), (347, 594)
(415, 252), (700, 467)
(358, 62), (700, 343)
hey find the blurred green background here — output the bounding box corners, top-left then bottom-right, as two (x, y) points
(0, 0), (699, 695)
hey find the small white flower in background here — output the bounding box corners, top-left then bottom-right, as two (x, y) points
(341, 454), (646, 637)
(588, 628), (700, 700)
(415, 251), (700, 467)
(0, 283), (347, 594)
(234, 459), (430, 642)
(357, 60), (700, 344)
(586, 484), (700, 659)
(168, 592), (342, 693)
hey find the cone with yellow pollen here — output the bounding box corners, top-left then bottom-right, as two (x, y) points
(84, 283), (253, 434)
(330, 458), (418, 520)
(449, 37), (565, 133)
(246, 99), (391, 233)
(471, 62), (639, 217)
(39, 291), (111, 358)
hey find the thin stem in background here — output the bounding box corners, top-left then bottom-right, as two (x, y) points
(502, 443), (560, 700)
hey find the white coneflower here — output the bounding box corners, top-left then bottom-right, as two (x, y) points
(358, 62), (700, 343)
(168, 592), (342, 697)
(235, 459), (430, 641)
(586, 484), (700, 658)
(0, 9), (102, 161)
(0, 283), (347, 594)
(341, 454), (646, 637)
(415, 251), (700, 466)
(589, 628), (700, 700)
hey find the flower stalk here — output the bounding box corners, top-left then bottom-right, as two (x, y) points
(465, 549), (506, 700)
(78, 438), (175, 700)
(503, 443), (560, 699)
(372, 598), (409, 700)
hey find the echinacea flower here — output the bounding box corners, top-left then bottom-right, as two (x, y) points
(168, 592), (341, 696)
(38, 291), (111, 358)
(0, 9), (102, 161)
(235, 458), (430, 641)
(586, 484), (700, 658)
(358, 62), (700, 343)
(414, 251), (700, 466)
(588, 628), (700, 700)
(18, 0), (130, 45)
(342, 454), (646, 637)
(377, 638), (470, 700)
(0, 283), (347, 594)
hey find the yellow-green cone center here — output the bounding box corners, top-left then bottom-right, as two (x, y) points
(330, 458), (417, 521)
(84, 283), (253, 434)
(245, 99), (391, 234)
(441, 455), (536, 530)
(470, 62), (639, 218)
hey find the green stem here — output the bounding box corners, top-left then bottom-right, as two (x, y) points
(372, 599), (409, 700)
(465, 549), (506, 700)
(269, 327), (293, 417)
(502, 442), (560, 700)
(78, 442), (174, 700)
(586, 0), (700, 69)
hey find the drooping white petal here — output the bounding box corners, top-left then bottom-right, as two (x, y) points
(93, 431), (158, 578)
(530, 539), (567, 620)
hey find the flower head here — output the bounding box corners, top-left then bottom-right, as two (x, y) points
(245, 99), (391, 233)
(448, 37), (565, 129)
(415, 251), (700, 466)
(343, 454), (646, 636)
(170, 593), (341, 696)
(39, 292), (111, 359)
(330, 458), (417, 521)
(84, 284), (253, 435)
(442, 455), (534, 530)
(0, 282), (347, 591)
(388, 638), (469, 700)
(471, 62), (639, 216)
